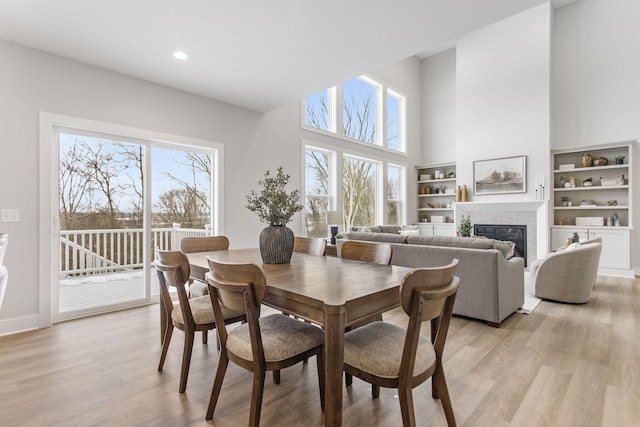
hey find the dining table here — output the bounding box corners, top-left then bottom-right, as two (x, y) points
(186, 247), (414, 427)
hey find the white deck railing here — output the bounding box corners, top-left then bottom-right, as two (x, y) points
(59, 225), (211, 277)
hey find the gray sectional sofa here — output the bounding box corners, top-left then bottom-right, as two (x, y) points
(338, 231), (525, 326)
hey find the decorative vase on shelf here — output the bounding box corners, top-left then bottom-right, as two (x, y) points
(582, 153), (593, 167)
(456, 185), (462, 202)
(259, 225), (295, 264)
(462, 185), (469, 202)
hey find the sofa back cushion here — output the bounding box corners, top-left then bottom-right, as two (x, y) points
(406, 235), (515, 259)
(343, 232), (408, 244)
(407, 235), (495, 250)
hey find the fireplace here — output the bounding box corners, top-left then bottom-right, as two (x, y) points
(474, 224), (527, 266)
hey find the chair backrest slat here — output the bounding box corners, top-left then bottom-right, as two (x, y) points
(180, 236), (230, 253)
(206, 259), (267, 313)
(400, 259), (459, 322)
(341, 240), (392, 265)
(293, 237), (327, 256)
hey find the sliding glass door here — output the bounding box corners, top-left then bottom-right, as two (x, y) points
(55, 129), (214, 321)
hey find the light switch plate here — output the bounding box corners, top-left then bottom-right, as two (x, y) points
(1, 209), (21, 223)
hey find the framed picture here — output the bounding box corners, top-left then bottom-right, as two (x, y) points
(474, 155), (526, 195)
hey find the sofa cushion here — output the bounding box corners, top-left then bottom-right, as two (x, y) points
(344, 232), (408, 244)
(407, 235), (495, 250)
(351, 226), (382, 233)
(493, 240), (516, 259)
(378, 225), (402, 234)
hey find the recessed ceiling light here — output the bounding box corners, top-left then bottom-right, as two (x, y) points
(173, 51), (188, 60)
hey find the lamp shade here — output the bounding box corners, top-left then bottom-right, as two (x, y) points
(326, 210), (343, 225)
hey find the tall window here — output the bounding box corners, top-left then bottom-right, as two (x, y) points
(343, 156), (378, 230)
(342, 78), (378, 143)
(303, 144), (405, 236)
(387, 89), (404, 152)
(304, 147), (334, 238)
(303, 76), (406, 153)
(304, 88), (334, 132)
(387, 165), (404, 225)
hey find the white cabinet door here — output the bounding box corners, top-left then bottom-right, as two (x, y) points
(550, 227), (588, 250)
(588, 229), (631, 269)
(416, 223), (434, 236)
(434, 224), (456, 237)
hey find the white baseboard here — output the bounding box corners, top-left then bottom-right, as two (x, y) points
(0, 314), (40, 337)
(598, 267), (636, 279)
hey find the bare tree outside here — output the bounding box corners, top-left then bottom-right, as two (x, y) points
(59, 135), (213, 231)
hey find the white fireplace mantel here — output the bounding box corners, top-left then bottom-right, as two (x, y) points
(454, 200), (549, 263)
(454, 200), (545, 212)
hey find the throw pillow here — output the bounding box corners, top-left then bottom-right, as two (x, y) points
(399, 229), (420, 237)
(493, 240), (516, 259)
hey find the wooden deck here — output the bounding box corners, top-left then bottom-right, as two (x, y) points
(59, 270), (160, 313)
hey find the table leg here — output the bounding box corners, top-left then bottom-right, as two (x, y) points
(324, 305), (345, 427)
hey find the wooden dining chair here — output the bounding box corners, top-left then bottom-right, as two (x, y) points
(293, 236), (327, 256)
(180, 236), (231, 344)
(205, 258), (325, 426)
(155, 249), (245, 393)
(180, 235), (230, 297)
(343, 259), (460, 427)
(339, 240), (393, 385)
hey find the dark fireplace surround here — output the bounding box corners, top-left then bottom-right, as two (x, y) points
(474, 224), (527, 267)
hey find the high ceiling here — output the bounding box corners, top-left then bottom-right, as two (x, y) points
(0, 0), (575, 113)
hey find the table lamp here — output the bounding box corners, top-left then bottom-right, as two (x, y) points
(326, 210), (342, 244)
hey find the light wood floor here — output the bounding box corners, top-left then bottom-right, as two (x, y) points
(1, 275), (638, 426)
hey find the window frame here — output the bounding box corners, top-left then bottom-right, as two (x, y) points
(301, 75), (407, 155)
(302, 140), (406, 237)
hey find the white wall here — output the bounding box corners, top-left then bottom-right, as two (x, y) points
(0, 40), (262, 332)
(419, 0), (639, 272)
(552, 0), (640, 272)
(421, 49), (457, 165)
(456, 3), (551, 201)
(0, 41), (423, 334)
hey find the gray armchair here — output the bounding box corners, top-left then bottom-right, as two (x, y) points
(531, 238), (602, 303)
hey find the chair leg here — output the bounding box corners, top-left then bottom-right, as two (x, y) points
(316, 350), (325, 412)
(158, 323), (174, 371)
(202, 330), (208, 344)
(433, 367), (457, 427)
(206, 353), (229, 420)
(249, 369), (266, 427)
(398, 383), (417, 427)
(272, 370), (281, 384)
(179, 331), (195, 393)
(371, 384), (380, 398)
(345, 372), (353, 386)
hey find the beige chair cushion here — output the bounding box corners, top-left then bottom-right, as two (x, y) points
(171, 296), (243, 325)
(189, 280), (208, 297)
(344, 321), (435, 379)
(227, 314), (324, 362)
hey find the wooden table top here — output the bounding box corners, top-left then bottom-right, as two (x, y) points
(188, 248), (411, 323)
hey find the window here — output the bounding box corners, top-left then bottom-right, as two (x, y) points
(304, 143), (404, 237)
(302, 76), (406, 153)
(387, 164), (404, 225)
(304, 88), (334, 132)
(342, 78), (378, 143)
(304, 147), (334, 238)
(387, 89), (404, 152)
(343, 155), (378, 230)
